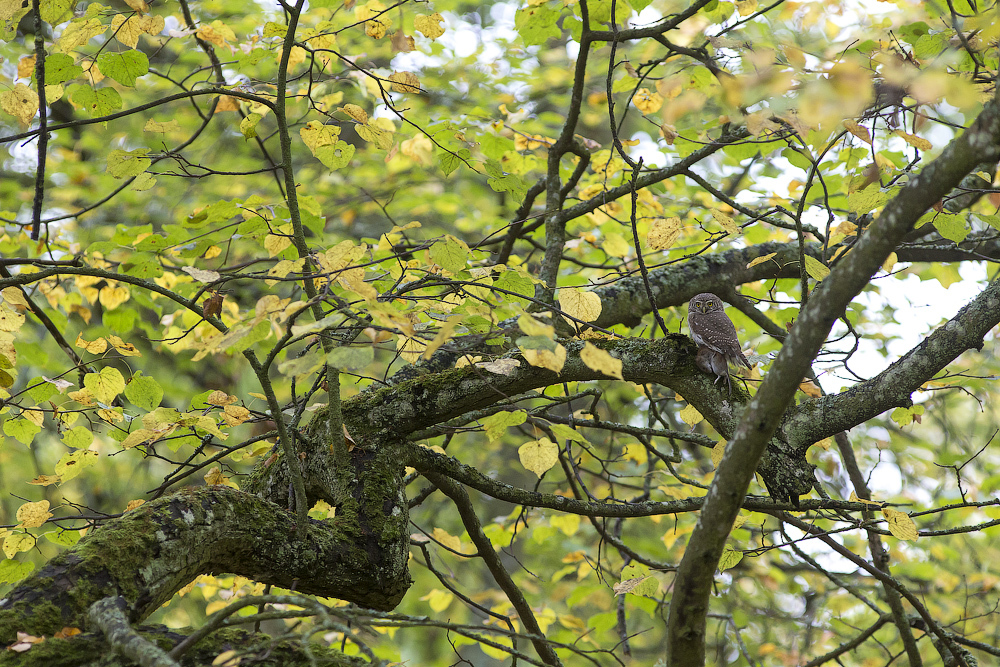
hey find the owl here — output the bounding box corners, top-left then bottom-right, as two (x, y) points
(688, 293), (751, 393)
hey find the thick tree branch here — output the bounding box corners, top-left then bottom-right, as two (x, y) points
(0, 487), (409, 643)
(665, 82), (1000, 666)
(783, 277), (1000, 450)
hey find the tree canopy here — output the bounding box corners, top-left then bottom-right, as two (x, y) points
(1, 0), (1000, 665)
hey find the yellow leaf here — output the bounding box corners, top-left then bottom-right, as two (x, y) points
(28, 475), (61, 486)
(356, 122), (393, 150)
(602, 232), (631, 258)
(734, 0), (758, 15)
(646, 217), (682, 251)
(842, 120), (872, 143)
(17, 55), (36, 79)
(519, 438), (560, 477)
(1, 286), (28, 307)
(522, 344), (566, 373)
(0, 303), (26, 332)
(747, 252), (777, 269)
(3, 533), (35, 559)
(264, 233), (292, 257)
(803, 255), (830, 281)
(397, 336), (425, 363)
(420, 588), (453, 612)
(99, 286), (130, 310)
(204, 466), (230, 486)
(215, 95), (240, 112)
(679, 404), (703, 426)
(710, 208), (739, 234)
(212, 650), (240, 667)
(882, 251), (897, 274)
(883, 507), (918, 541)
(633, 88), (663, 114)
(718, 545), (744, 571)
(299, 121), (341, 154)
(848, 491), (883, 506)
(874, 153), (896, 171)
(388, 71), (420, 93)
(799, 380), (822, 398)
(339, 103), (369, 124)
(83, 367), (126, 404)
(206, 390), (237, 406)
(222, 404), (250, 426)
(1, 83), (39, 126)
(431, 527), (463, 552)
(580, 342), (623, 380)
(421, 318), (457, 360)
(894, 130), (932, 151)
(108, 335), (141, 357)
(286, 45), (306, 70)
(55, 450), (98, 480)
(551, 513), (580, 536)
(518, 314), (555, 338)
(75, 333), (108, 354)
(112, 14), (164, 48)
(711, 440), (726, 467)
(401, 134), (433, 164)
(559, 289), (602, 323)
(414, 13), (445, 39)
(16, 500), (52, 528)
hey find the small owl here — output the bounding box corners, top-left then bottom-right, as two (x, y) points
(688, 293), (751, 393)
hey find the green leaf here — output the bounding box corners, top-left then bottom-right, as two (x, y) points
(40, 0), (74, 24)
(43, 53), (83, 84)
(494, 269), (533, 307)
(848, 184), (889, 215)
(106, 148), (151, 179)
(55, 449), (98, 481)
(440, 148), (471, 176)
(96, 50), (150, 87)
(104, 308), (138, 333)
(67, 84), (122, 118)
(62, 425), (94, 449)
(0, 559), (34, 585)
(934, 213), (969, 244)
(430, 236), (468, 273)
(124, 372), (163, 411)
(718, 546), (744, 571)
(228, 320), (271, 353)
(315, 141), (355, 170)
(326, 346), (375, 371)
(550, 423), (589, 444)
(3, 418), (41, 445)
(481, 410), (526, 442)
(890, 405), (924, 427)
(515, 5), (561, 46)
(621, 563), (659, 596)
(45, 530), (82, 547)
(240, 112), (262, 139)
(803, 255), (830, 281)
(26, 376), (60, 403)
(480, 133), (514, 160)
(83, 367), (126, 404)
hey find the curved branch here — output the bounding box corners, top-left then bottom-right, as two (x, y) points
(783, 277), (1000, 450)
(665, 80), (1000, 666)
(0, 487), (410, 643)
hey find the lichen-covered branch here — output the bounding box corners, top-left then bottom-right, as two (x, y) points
(0, 487), (410, 643)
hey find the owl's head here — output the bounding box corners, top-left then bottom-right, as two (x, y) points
(689, 293), (724, 313)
